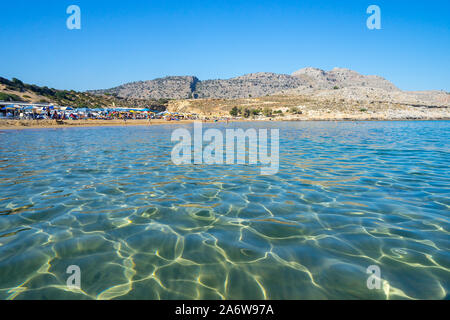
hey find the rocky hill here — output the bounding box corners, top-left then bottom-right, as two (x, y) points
(292, 67), (399, 91)
(91, 76), (199, 100)
(4, 68), (448, 114)
(195, 73), (306, 99)
(90, 67), (402, 100)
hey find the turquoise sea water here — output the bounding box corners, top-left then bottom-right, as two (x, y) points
(0, 121), (449, 300)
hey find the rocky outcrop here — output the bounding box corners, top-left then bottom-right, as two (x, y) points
(90, 76), (199, 100)
(195, 73), (307, 99)
(89, 68), (448, 108)
(291, 67), (399, 91)
(90, 67), (400, 100)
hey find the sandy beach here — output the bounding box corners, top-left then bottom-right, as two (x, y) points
(1, 112), (449, 130)
(0, 119), (198, 130)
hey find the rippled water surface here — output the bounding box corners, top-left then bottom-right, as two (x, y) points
(0, 121), (449, 300)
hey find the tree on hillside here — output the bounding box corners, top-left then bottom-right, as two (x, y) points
(12, 78), (24, 87)
(230, 106), (239, 117)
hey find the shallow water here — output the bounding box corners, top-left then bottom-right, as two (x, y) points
(0, 121), (448, 300)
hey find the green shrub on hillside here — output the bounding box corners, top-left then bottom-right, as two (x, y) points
(230, 106), (239, 117)
(0, 92), (23, 102)
(290, 107), (303, 114)
(251, 108), (262, 116)
(263, 107), (272, 117)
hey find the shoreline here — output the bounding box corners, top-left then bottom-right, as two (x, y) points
(0, 117), (449, 130)
(0, 119), (196, 130)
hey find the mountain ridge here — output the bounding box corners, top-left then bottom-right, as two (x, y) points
(88, 67), (401, 100)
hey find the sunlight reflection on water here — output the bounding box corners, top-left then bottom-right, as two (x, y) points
(0, 121), (449, 300)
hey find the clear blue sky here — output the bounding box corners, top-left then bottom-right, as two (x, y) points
(0, 0), (449, 92)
